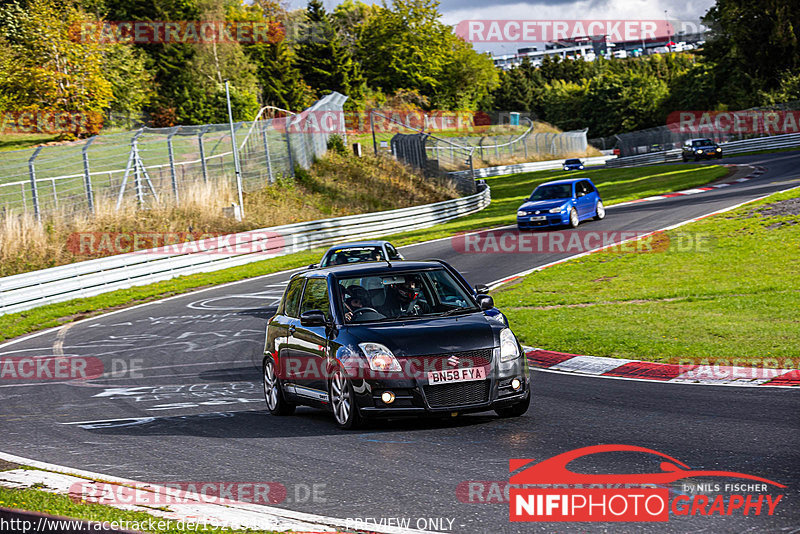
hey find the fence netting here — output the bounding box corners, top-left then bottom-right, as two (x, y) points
(0, 92), (347, 221)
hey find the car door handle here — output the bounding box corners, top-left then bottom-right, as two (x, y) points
(288, 325), (296, 335)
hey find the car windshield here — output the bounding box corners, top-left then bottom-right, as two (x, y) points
(323, 246), (384, 267)
(692, 139), (713, 147)
(565, 159), (581, 164)
(530, 184), (572, 201)
(337, 269), (478, 323)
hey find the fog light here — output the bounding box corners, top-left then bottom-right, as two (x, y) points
(381, 391), (395, 404)
(511, 378), (522, 391)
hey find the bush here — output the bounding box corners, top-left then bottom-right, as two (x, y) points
(326, 134), (347, 155)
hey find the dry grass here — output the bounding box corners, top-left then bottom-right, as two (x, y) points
(0, 153), (456, 276)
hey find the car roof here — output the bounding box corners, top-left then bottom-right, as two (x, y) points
(300, 260), (445, 278)
(323, 241), (389, 253)
(688, 137), (714, 142)
(537, 178), (584, 187)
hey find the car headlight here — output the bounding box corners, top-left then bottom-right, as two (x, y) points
(500, 328), (520, 362)
(716, 147), (722, 152)
(696, 149), (702, 153)
(359, 342), (401, 372)
(549, 205), (565, 213)
(517, 210), (527, 217)
(579, 165), (584, 169)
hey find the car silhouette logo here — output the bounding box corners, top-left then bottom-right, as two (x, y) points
(509, 444), (786, 487)
(447, 356), (460, 367)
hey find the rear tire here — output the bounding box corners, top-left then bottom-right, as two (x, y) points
(594, 200), (606, 220)
(495, 392), (530, 418)
(263, 357), (295, 416)
(568, 208), (580, 228)
(330, 368), (362, 430)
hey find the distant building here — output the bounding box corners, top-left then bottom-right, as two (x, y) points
(491, 30), (707, 70)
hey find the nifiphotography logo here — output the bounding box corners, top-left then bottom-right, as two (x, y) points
(508, 445), (785, 522)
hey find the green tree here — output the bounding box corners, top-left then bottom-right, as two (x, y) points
(703, 0), (800, 105)
(295, 0), (355, 98)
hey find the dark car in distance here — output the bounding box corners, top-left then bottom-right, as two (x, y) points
(262, 261), (530, 429)
(563, 158), (584, 171)
(517, 178), (605, 230)
(316, 241), (403, 268)
(682, 138), (722, 161)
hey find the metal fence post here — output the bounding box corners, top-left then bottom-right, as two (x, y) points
(370, 111), (378, 156)
(261, 122), (274, 184)
(50, 179), (58, 210)
(225, 81), (245, 217)
(82, 137), (97, 213)
(198, 126), (209, 183)
(28, 147), (43, 222)
(167, 126), (180, 204)
(285, 124), (295, 177)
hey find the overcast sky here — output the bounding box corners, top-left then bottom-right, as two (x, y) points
(290, 0), (716, 55)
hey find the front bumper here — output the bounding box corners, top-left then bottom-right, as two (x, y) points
(352, 358), (530, 417)
(517, 212), (569, 229)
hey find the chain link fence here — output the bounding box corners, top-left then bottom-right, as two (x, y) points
(372, 111), (589, 195)
(590, 100), (800, 157)
(0, 92), (348, 221)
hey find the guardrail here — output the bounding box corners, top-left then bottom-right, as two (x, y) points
(606, 132), (800, 167)
(449, 155), (616, 179)
(0, 187), (491, 315)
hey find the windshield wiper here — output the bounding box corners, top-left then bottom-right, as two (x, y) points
(438, 307), (477, 317)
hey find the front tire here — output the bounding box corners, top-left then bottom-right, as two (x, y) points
(594, 200), (606, 220)
(330, 368), (362, 430)
(263, 357), (295, 416)
(568, 208), (580, 228)
(495, 392), (530, 418)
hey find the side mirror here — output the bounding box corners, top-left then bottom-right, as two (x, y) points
(308, 263), (317, 269)
(300, 309), (327, 327)
(474, 284), (490, 294)
(476, 294), (494, 311)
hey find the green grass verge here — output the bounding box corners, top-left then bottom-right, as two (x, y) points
(0, 485), (277, 533)
(0, 164), (728, 344)
(493, 188), (800, 365)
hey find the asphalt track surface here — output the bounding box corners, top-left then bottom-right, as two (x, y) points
(1, 151), (799, 533)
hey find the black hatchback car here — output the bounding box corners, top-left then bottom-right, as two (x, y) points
(262, 261), (530, 429)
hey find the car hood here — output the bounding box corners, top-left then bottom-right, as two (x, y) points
(344, 312), (497, 357)
(519, 199), (570, 211)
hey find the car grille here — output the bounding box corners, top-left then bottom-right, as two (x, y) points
(423, 380), (490, 408)
(399, 348), (493, 372)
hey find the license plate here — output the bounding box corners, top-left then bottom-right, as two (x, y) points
(529, 216), (546, 221)
(427, 366), (486, 385)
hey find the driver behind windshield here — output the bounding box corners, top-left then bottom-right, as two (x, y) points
(343, 296), (364, 322)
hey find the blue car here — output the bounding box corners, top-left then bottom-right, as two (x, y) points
(516, 178), (605, 230)
(563, 158), (584, 171)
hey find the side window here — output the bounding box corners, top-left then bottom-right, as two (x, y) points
(575, 182), (585, 195)
(299, 278), (330, 319)
(282, 277), (305, 318)
(386, 244), (401, 260)
(583, 181), (596, 193)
